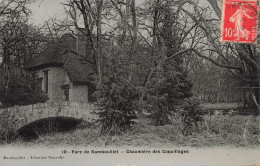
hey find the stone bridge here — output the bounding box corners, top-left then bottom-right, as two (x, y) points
(0, 101), (97, 133)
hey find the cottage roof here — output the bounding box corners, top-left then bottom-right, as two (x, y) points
(24, 33), (94, 84)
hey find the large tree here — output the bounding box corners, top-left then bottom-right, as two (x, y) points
(185, 0), (260, 108)
(178, 0), (260, 140)
(0, 0), (48, 107)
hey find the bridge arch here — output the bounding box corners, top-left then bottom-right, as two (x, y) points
(17, 116), (84, 139)
(0, 101), (97, 139)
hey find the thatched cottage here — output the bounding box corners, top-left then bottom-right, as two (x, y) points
(25, 32), (95, 103)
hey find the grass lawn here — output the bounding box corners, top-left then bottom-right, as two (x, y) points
(3, 115), (259, 148)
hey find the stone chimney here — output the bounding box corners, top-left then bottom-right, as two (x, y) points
(60, 33), (76, 51)
(76, 28), (88, 57)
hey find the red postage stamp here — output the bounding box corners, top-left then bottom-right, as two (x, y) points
(221, 0), (259, 43)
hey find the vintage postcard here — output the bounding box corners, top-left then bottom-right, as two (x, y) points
(0, 0), (260, 165)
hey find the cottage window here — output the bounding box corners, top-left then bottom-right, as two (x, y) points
(37, 77), (43, 91)
(43, 70), (48, 94)
(31, 72), (36, 79)
(61, 84), (70, 101)
(63, 88), (69, 101)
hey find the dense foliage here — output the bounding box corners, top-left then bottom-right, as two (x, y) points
(95, 79), (137, 134)
(0, 0), (48, 108)
(0, 67), (48, 108)
(94, 53), (137, 134)
(180, 98), (203, 135)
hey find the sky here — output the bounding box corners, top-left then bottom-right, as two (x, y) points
(28, 0), (67, 25)
(28, 0), (212, 26)
(0, 0), (212, 63)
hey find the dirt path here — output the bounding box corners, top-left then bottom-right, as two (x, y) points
(0, 146), (260, 166)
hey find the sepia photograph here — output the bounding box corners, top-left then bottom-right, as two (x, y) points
(0, 0), (260, 165)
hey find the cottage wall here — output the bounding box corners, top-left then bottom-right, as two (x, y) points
(72, 85), (88, 103)
(50, 67), (67, 101)
(36, 67), (66, 101)
(65, 74), (74, 101)
(36, 69), (44, 92)
(35, 67), (53, 99)
(36, 67), (88, 103)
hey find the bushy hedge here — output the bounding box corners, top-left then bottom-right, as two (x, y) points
(8, 115), (258, 147)
(0, 111), (16, 143)
(0, 71), (48, 108)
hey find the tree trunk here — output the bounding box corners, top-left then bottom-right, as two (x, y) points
(128, 0), (137, 82)
(256, 56), (260, 104)
(96, 0), (103, 89)
(206, 0), (260, 142)
(140, 0), (159, 102)
(4, 46), (10, 94)
(256, 56), (260, 142)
